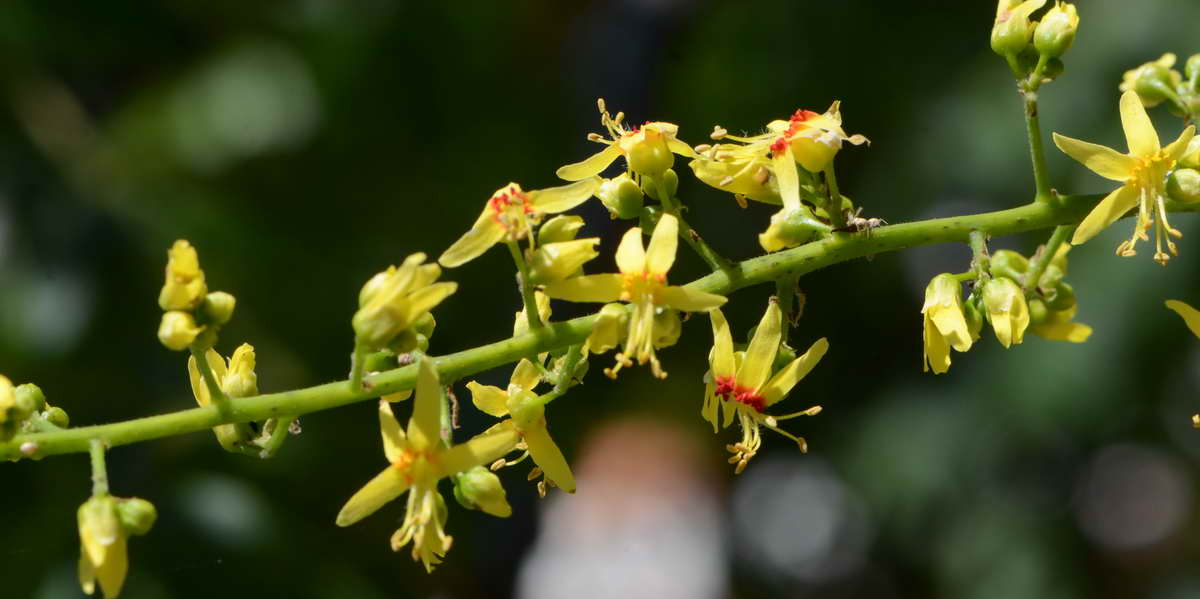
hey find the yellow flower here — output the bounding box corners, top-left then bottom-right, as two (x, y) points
(158, 240), (207, 311)
(526, 238), (601, 285)
(353, 253), (457, 349)
(187, 344), (259, 452)
(437, 180), (599, 268)
(922, 274), (973, 374)
(991, 0), (1046, 57)
(542, 213), (727, 378)
(982, 277), (1031, 348)
(466, 358), (575, 494)
(77, 497), (127, 598)
(1054, 91), (1196, 265)
(689, 142), (783, 206)
(556, 99), (694, 181)
(1119, 53), (1184, 108)
(706, 300), (828, 474)
(336, 357), (519, 571)
(157, 311), (204, 351)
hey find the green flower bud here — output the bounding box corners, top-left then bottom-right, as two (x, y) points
(505, 389), (544, 431)
(157, 311), (204, 351)
(1033, 2), (1078, 59)
(453, 466), (512, 518)
(1041, 57), (1065, 81)
(759, 206), (833, 252)
(963, 294), (985, 341)
(990, 249), (1029, 280)
(14, 383), (46, 415)
(1046, 281), (1076, 312)
(638, 205), (663, 232)
(1167, 168), (1200, 204)
(201, 291), (236, 326)
(1027, 297), (1049, 325)
(1037, 264), (1064, 291)
(527, 238), (601, 285)
(538, 215), (585, 245)
(596, 174), (645, 220)
(45, 406), (70, 428)
(991, 0), (1044, 59)
(642, 168), (680, 202)
(116, 497), (157, 536)
(1120, 53), (1183, 108)
(652, 309), (682, 349)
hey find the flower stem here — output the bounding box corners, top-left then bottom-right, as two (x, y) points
(507, 241), (544, 331)
(89, 439), (108, 496)
(653, 177), (730, 273)
(775, 274), (802, 326)
(1019, 63), (1053, 203)
(256, 417), (294, 459)
(8, 194), (1200, 461)
(968, 230), (991, 279)
(1023, 224), (1075, 293)
(349, 343), (368, 392)
(823, 166), (849, 230)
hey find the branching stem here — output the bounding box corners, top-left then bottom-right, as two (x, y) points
(507, 241), (544, 331)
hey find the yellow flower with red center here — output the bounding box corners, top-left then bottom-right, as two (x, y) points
(438, 180), (598, 268)
(706, 300), (828, 473)
(556, 99), (694, 180)
(542, 213), (726, 378)
(336, 357), (520, 571)
(1054, 90), (1196, 265)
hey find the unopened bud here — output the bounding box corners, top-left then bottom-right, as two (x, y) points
(759, 206), (832, 252)
(642, 168), (680, 202)
(538, 215), (585, 245)
(201, 291), (236, 326)
(1186, 54), (1200, 87)
(1120, 53), (1183, 108)
(596, 173), (644, 220)
(14, 383), (46, 415)
(1167, 168), (1200, 204)
(158, 239), (207, 311)
(528, 239), (600, 285)
(453, 466), (513, 518)
(1033, 2), (1078, 59)
(989, 249), (1029, 281)
(45, 406), (70, 428)
(222, 344), (258, 398)
(158, 311), (204, 351)
(116, 497), (157, 536)
(982, 277), (1030, 348)
(991, 0), (1046, 59)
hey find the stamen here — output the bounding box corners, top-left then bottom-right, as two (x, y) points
(711, 126), (728, 140)
(526, 466), (542, 481)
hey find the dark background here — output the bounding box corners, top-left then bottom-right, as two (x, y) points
(3, 1), (1200, 598)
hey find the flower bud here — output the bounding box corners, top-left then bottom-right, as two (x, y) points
(78, 495), (126, 598)
(991, 0), (1046, 59)
(1033, 2), (1078, 59)
(453, 466), (512, 518)
(759, 206), (832, 252)
(200, 291), (236, 326)
(989, 249), (1029, 280)
(13, 383), (46, 416)
(538, 215), (585, 245)
(528, 239), (601, 285)
(222, 344), (258, 398)
(353, 253), (457, 349)
(0, 376), (19, 440)
(1027, 297), (1049, 325)
(158, 311), (204, 351)
(1046, 281), (1076, 312)
(596, 173), (645, 219)
(642, 168), (680, 202)
(158, 239), (207, 311)
(584, 303), (629, 355)
(963, 294), (985, 341)
(1182, 138), (1200, 169)
(982, 277), (1030, 348)
(1119, 53), (1183, 108)
(1186, 54), (1200, 87)
(620, 125), (676, 177)
(652, 309), (682, 349)
(1170, 169), (1200, 204)
(45, 405), (70, 428)
(116, 497), (158, 536)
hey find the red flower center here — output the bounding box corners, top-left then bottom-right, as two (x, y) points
(713, 375), (766, 412)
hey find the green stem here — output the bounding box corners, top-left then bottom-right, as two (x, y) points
(1023, 224), (1075, 293)
(552, 344), (585, 394)
(1022, 91), (1053, 202)
(7, 194), (1200, 461)
(349, 343), (368, 391)
(823, 166), (848, 230)
(507, 241), (543, 331)
(652, 177), (729, 272)
(968, 230), (991, 278)
(950, 271), (980, 283)
(189, 345), (231, 419)
(256, 417), (294, 459)
(89, 439), (108, 496)
(775, 274), (801, 326)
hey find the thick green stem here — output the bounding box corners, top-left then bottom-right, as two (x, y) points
(507, 241), (543, 331)
(89, 439), (108, 496)
(7, 194), (1200, 461)
(1023, 224), (1075, 293)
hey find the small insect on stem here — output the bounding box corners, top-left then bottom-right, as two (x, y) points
(834, 207), (887, 236)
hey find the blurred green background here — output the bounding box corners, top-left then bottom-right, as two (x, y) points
(3, 1), (1200, 598)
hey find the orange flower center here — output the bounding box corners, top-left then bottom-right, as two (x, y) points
(620, 270), (666, 303)
(770, 109), (820, 156)
(713, 375), (765, 412)
(488, 186), (536, 235)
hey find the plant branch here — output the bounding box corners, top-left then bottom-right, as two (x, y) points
(507, 241), (544, 331)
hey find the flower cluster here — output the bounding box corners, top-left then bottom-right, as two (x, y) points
(156, 240), (237, 351)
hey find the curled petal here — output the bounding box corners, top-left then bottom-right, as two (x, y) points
(523, 424), (575, 493)
(509, 359), (541, 395)
(467, 382), (509, 418)
(762, 338), (829, 406)
(1166, 300), (1200, 338)
(438, 219), (507, 268)
(923, 315), (952, 374)
(737, 301), (783, 393)
(709, 308), (736, 379)
(614, 227), (646, 274)
(379, 400), (408, 463)
(772, 148), (802, 211)
(556, 144), (623, 181)
(439, 421), (522, 477)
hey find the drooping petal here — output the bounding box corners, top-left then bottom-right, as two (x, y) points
(656, 286), (727, 312)
(1070, 184), (1140, 245)
(438, 421), (521, 477)
(379, 400), (407, 463)
(556, 144), (623, 181)
(923, 315), (952, 374)
(95, 536), (128, 599)
(762, 338), (829, 406)
(930, 305), (973, 353)
(1031, 320), (1093, 342)
(78, 551), (96, 595)
(530, 178), (600, 213)
(1120, 90), (1160, 155)
(1051, 133), (1137, 181)
(466, 382), (510, 418)
(407, 358), (444, 452)
(737, 301), (783, 393)
(335, 467), (412, 526)
(772, 148), (802, 211)
(523, 424), (576, 493)
(646, 213), (679, 276)
(438, 219), (508, 268)
(709, 308), (736, 379)
(1166, 300), (1200, 338)
(542, 274), (624, 303)
(509, 359), (541, 394)
(1163, 126), (1197, 162)
(614, 226), (646, 274)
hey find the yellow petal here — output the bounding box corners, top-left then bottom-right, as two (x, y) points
(438, 420), (521, 476)
(1051, 133), (1137, 181)
(335, 466), (412, 526)
(187, 355), (208, 407)
(407, 358), (443, 451)
(530, 178), (600, 213)
(1032, 320), (1093, 342)
(1166, 300), (1200, 338)
(737, 300), (783, 393)
(78, 551), (96, 595)
(467, 382), (509, 418)
(1163, 126), (1197, 162)
(378, 399), (407, 463)
(438, 219), (507, 268)
(992, 311), (1015, 348)
(709, 308), (736, 378)
(556, 144), (623, 181)
(667, 136), (695, 158)
(762, 338), (829, 406)
(614, 226), (646, 274)
(542, 274), (624, 303)
(95, 536), (128, 599)
(923, 315), (951, 374)
(398, 281), (458, 326)
(1070, 184), (1139, 245)
(1120, 89), (1160, 156)
(772, 148), (802, 211)
(645, 213), (678, 277)
(930, 306), (972, 353)
(509, 359), (541, 394)
(523, 424), (575, 493)
(657, 286), (727, 312)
